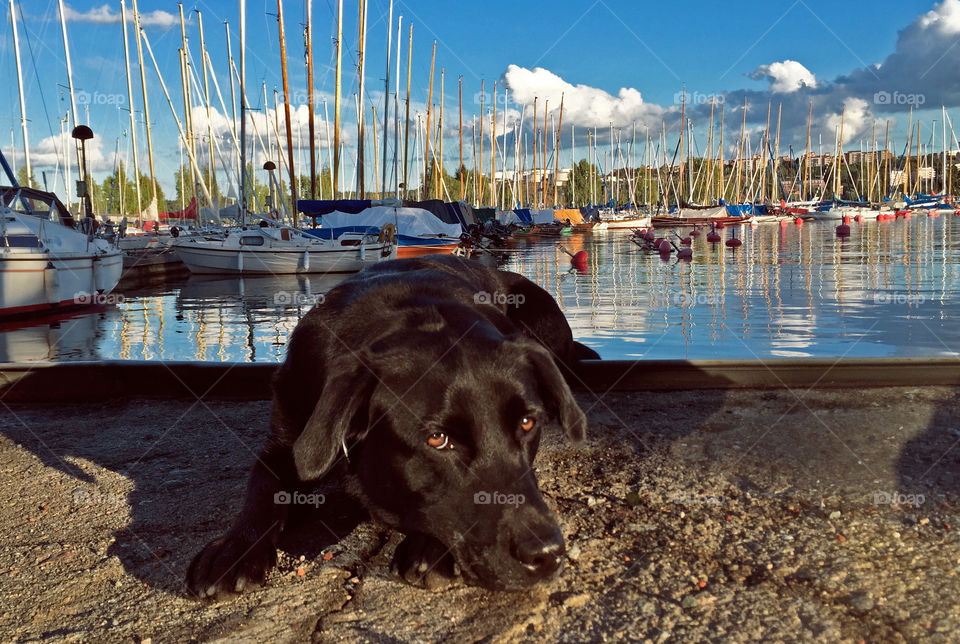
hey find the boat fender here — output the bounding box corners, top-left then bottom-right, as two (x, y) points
(378, 222), (397, 244)
(44, 262), (60, 304)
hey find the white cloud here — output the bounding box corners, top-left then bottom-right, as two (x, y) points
(750, 60), (817, 93)
(62, 3), (177, 29)
(501, 65), (667, 131)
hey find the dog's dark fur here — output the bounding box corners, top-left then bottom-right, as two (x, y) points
(186, 255), (599, 599)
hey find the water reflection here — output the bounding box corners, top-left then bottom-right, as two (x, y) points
(2, 216), (959, 362)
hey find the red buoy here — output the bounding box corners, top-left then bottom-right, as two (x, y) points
(689, 228), (701, 237)
(725, 237), (742, 248)
(707, 232), (722, 243)
(571, 250), (588, 270)
(680, 236), (692, 246)
(715, 221), (725, 229)
(794, 218), (804, 226)
(854, 215), (863, 222)
(836, 223), (851, 236)
(676, 246), (693, 259)
(658, 239), (672, 253)
(644, 229), (656, 241)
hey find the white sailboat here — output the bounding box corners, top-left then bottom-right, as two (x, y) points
(174, 222), (396, 274)
(0, 184), (122, 317)
(170, 0), (397, 275)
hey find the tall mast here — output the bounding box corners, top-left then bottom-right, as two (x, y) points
(905, 105), (913, 198)
(883, 120), (890, 198)
(437, 68), (444, 199)
(306, 0), (316, 199)
(772, 102), (782, 201)
(705, 99), (714, 201)
(491, 82), (497, 207)
(402, 24), (412, 198)
(277, 0), (297, 216)
(381, 0), (392, 198)
(804, 102), (812, 200)
(356, 0), (367, 198)
(531, 95), (536, 206)
(718, 102), (724, 201)
(759, 102), (771, 202)
(120, 0), (142, 214)
(736, 98), (746, 203)
(678, 88), (685, 201)
(224, 21), (239, 186)
(333, 0), (343, 197)
(478, 80), (484, 202)
(424, 41), (436, 198)
(458, 75), (464, 200)
(10, 0), (31, 186)
(239, 0), (247, 219)
(393, 15), (402, 198)
(553, 93), (564, 207)
(178, 4), (197, 203)
(57, 0), (82, 196)
(197, 11), (216, 202)
(834, 107), (845, 198)
(131, 0), (157, 203)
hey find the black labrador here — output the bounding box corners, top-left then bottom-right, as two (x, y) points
(186, 255), (599, 599)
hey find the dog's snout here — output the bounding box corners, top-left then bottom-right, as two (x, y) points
(513, 529), (564, 577)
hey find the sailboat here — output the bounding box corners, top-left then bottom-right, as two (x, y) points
(172, 0), (397, 275)
(0, 154), (122, 317)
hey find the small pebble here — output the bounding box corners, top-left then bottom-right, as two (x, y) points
(829, 510), (842, 520)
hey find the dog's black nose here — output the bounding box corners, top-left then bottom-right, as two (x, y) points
(514, 529), (564, 577)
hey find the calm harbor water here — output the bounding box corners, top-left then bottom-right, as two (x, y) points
(5, 215), (960, 363)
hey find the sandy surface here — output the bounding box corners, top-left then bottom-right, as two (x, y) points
(2, 386), (960, 642)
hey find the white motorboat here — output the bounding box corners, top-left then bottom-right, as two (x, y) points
(173, 221), (397, 275)
(0, 185), (122, 317)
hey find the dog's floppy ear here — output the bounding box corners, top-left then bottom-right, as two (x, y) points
(291, 362), (376, 481)
(523, 341), (588, 443)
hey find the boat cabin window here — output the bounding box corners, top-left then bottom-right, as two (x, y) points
(4, 235), (41, 248)
(239, 235), (265, 246)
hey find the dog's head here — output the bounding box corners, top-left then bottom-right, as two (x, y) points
(290, 310), (586, 590)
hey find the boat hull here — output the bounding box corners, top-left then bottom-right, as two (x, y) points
(0, 251), (123, 317)
(604, 217), (652, 229)
(650, 215), (751, 228)
(174, 240), (397, 274)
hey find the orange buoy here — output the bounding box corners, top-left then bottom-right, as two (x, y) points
(794, 218), (804, 226)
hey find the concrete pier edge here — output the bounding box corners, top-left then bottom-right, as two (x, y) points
(2, 357), (959, 403)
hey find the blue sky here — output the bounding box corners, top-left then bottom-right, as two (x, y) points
(2, 0), (958, 200)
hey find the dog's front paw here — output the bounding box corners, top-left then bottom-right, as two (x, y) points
(390, 533), (460, 590)
(186, 530), (278, 599)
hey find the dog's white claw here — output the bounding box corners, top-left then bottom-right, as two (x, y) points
(453, 563), (461, 577)
(417, 561), (428, 573)
(234, 576), (246, 593)
(205, 585), (216, 598)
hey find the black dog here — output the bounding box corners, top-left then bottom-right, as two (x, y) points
(186, 255), (599, 598)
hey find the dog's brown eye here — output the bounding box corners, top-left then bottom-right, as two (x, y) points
(427, 432), (452, 450)
(520, 417), (535, 432)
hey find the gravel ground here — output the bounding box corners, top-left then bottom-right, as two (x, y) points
(1, 386), (959, 642)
